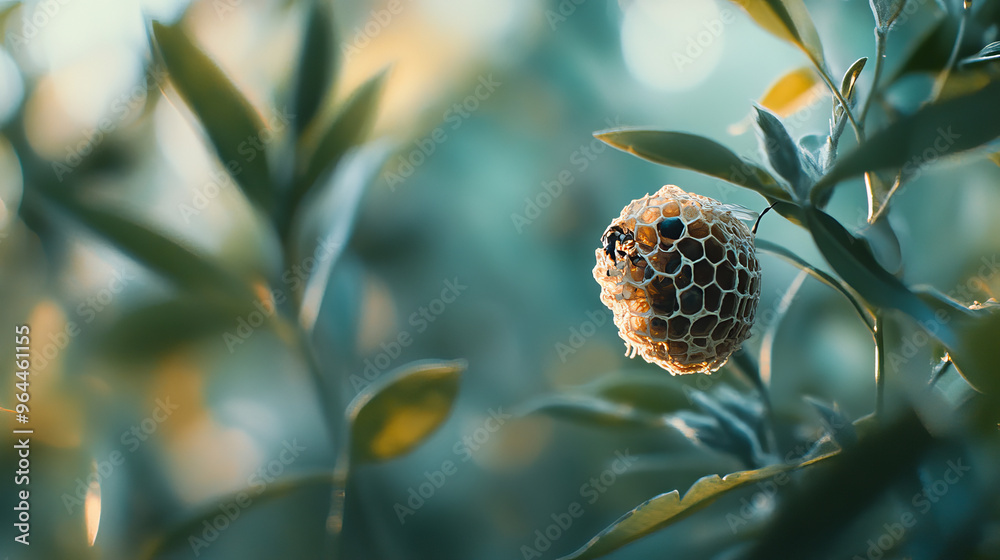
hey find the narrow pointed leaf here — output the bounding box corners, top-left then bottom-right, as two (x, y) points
(292, 0), (336, 135)
(31, 190), (254, 304)
(836, 57), (867, 118)
(517, 394), (666, 429)
(759, 67), (821, 117)
(811, 80), (1000, 202)
(804, 396), (857, 447)
(298, 141), (392, 332)
(557, 452), (838, 560)
(753, 106), (805, 197)
(757, 236), (873, 331)
(151, 21), (273, 209)
(99, 298), (249, 361)
(585, 372), (690, 416)
(725, 0), (826, 67)
(960, 40), (1000, 66)
(140, 471), (337, 560)
(595, 128), (791, 202)
(348, 360), (465, 464)
(294, 69), (387, 211)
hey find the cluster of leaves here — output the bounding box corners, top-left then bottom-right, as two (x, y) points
(4, 0), (468, 556)
(523, 1), (1000, 558)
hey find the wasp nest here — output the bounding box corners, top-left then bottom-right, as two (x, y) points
(593, 185), (761, 375)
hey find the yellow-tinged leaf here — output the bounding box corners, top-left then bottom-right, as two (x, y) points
(348, 360), (466, 464)
(759, 67), (822, 117)
(727, 0), (826, 66)
(558, 452), (840, 560)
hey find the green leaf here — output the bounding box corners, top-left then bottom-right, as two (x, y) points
(756, 238), (874, 331)
(960, 40), (1000, 66)
(292, 69), (387, 219)
(140, 471), (336, 560)
(594, 128), (791, 203)
(837, 57), (867, 119)
(98, 298), (247, 361)
(33, 190), (255, 304)
(811, 80), (1000, 203)
(348, 359), (465, 464)
(585, 372), (690, 416)
(557, 452), (838, 560)
(725, 0), (826, 67)
(292, 0), (336, 135)
(517, 394), (668, 429)
(296, 141), (393, 332)
(151, 21), (273, 209)
(753, 106), (805, 198)
(804, 207), (933, 323)
(804, 208), (1000, 395)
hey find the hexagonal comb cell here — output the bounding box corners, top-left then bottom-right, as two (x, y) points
(593, 185), (761, 375)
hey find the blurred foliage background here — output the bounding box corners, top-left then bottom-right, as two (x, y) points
(1, 0), (1000, 559)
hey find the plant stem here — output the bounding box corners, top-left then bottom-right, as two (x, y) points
(874, 313), (885, 419)
(930, 2), (971, 102)
(859, 27), (888, 130)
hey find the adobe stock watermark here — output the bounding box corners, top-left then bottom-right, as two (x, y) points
(177, 106), (294, 223)
(4, 0), (74, 53)
(554, 309), (609, 363)
(888, 254), (998, 369)
(393, 406), (511, 524)
(348, 276), (468, 393)
(52, 65), (168, 182)
(672, 7), (737, 71)
(511, 116), (621, 234)
(188, 439), (307, 556)
(385, 74), (501, 191)
(520, 450), (635, 559)
(221, 235), (342, 353)
(853, 457), (971, 559)
(545, 0), (589, 31)
(61, 396), (179, 514)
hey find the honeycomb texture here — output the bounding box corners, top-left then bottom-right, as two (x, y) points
(593, 185), (761, 375)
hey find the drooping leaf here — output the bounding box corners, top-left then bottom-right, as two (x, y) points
(31, 190), (255, 304)
(292, 0), (336, 135)
(960, 40), (1000, 66)
(753, 106), (805, 198)
(724, 0), (826, 67)
(757, 236), (874, 332)
(758, 66), (821, 117)
(804, 208), (932, 322)
(585, 371), (690, 416)
(293, 69), (388, 218)
(99, 298), (249, 361)
(517, 394), (667, 429)
(151, 21), (273, 209)
(811, 80), (1000, 202)
(805, 210), (1000, 395)
(687, 390), (768, 467)
(869, 0), (906, 31)
(557, 452), (838, 560)
(297, 141), (393, 332)
(348, 359), (465, 464)
(140, 471), (337, 560)
(594, 128), (791, 202)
